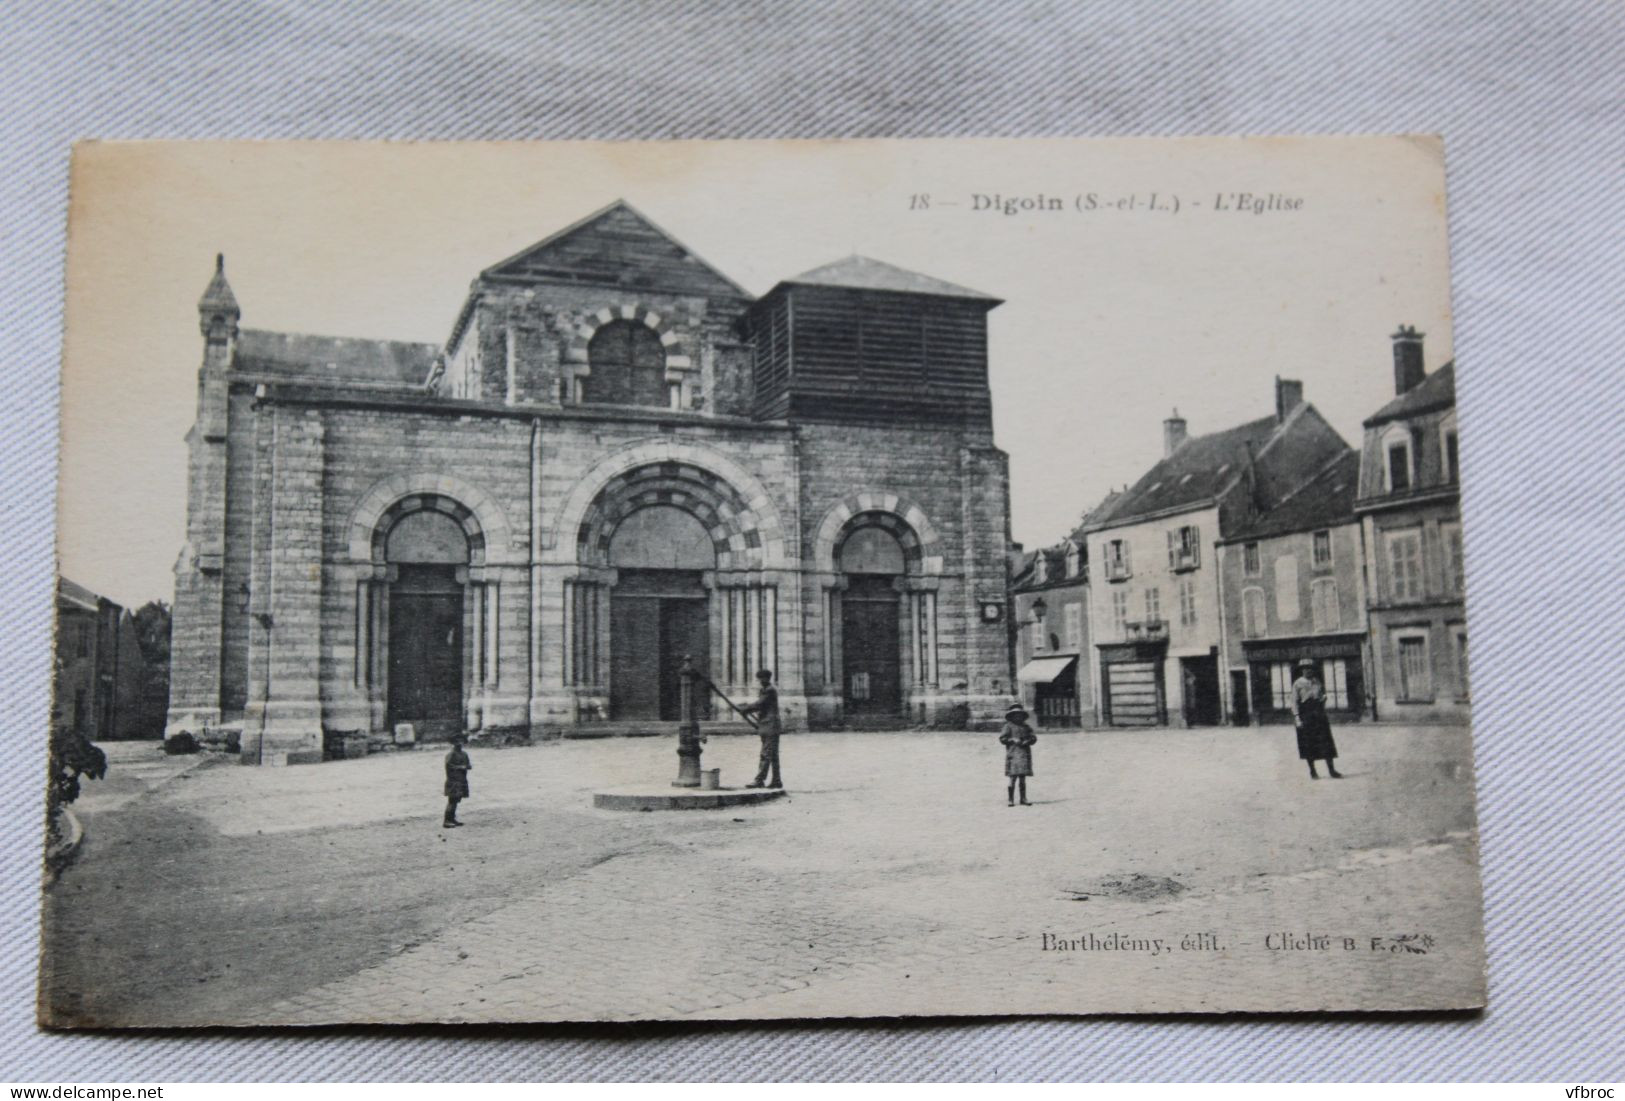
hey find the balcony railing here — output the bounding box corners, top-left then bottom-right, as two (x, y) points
(1103, 560), (1132, 582)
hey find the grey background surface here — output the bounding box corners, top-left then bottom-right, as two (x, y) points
(4, 0), (1621, 1082)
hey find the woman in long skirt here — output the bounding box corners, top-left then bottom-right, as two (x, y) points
(1000, 705), (1037, 806)
(443, 732), (472, 827)
(1291, 659), (1342, 780)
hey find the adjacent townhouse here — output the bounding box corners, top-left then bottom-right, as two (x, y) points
(1078, 382), (1351, 727)
(1216, 450), (1371, 725)
(1354, 328), (1468, 721)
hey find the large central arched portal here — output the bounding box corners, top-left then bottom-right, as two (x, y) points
(607, 505), (715, 720)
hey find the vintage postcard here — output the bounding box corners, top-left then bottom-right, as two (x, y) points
(42, 136), (1485, 1026)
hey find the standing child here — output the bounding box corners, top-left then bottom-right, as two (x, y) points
(1000, 705), (1037, 806)
(443, 733), (472, 828)
(1291, 659), (1342, 780)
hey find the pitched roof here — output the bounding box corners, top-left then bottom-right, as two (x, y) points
(1084, 414), (1281, 530)
(1223, 450), (1360, 541)
(782, 255), (999, 302)
(1069, 490), (1123, 544)
(478, 199), (750, 300)
(234, 329), (440, 388)
(1364, 361), (1456, 426)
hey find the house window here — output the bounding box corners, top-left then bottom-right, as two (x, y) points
(1275, 554), (1300, 622)
(1311, 578), (1340, 632)
(582, 321), (667, 407)
(1442, 523), (1465, 596)
(1030, 615), (1045, 653)
(1323, 658), (1350, 709)
(1243, 542), (1260, 577)
(1064, 603), (1082, 650)
(1445, 431), (1460, 483)
(1270, 662), (1294, 709)
(1388, 442), (1411, 492)
(1168, 524), (1201, 571)
(1144, 586), (1161, 623)
(1178, 576), (1198, 628)
(1242, 588), (1266, 639)
(1105, 539), (1132, 581)
(1065, 544), (1080, 579)
(75, 622), (89, 658)
(1312, 530), (1332, 569)
(1111, 590), (1129, 636)
(1386, 529), (1424, 602)
(1397, 633), (1432, 701)
(1454, 629), (1470, 699)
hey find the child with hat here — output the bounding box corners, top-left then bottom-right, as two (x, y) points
(443, 733), (472, 827)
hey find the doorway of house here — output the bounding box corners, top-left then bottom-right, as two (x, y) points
(1181, 653), (1222, 726)
(605, 505), (718, 722)
(1229, 669), (1251, 725)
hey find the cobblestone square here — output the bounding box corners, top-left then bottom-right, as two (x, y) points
(40, 724), (1484, 1027)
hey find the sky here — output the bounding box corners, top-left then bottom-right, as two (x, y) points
(58, 137), (1453, 608)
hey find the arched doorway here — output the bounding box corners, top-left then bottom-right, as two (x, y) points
(384, 507), (470, 736)
(607, 505), (715, 720)
(839, 525), (906, 717)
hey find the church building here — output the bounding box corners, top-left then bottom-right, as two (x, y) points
(166, 201), (1014, 763)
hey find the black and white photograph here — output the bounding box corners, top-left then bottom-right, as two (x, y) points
(39, 136), (1486, 1027)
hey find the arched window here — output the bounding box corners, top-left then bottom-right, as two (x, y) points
(584, 321), (667, 407)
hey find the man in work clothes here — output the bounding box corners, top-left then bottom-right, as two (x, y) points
(741, 668), (783, 789)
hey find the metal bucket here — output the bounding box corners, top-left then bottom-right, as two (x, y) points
(700, 768), (721, 791)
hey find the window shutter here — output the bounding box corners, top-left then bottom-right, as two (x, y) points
(1167, 529), (1176, 569)
(1123, 541), (1132, 574)
(1191, 527), (1200, 566)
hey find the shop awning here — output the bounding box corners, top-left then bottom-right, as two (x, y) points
(1017, 656), (1077, 684)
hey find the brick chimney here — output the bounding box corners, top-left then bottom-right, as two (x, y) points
(1391, 325), (1426, 395)
(1163, 407), (1188, 456)
(1275, 376), (1304, 423)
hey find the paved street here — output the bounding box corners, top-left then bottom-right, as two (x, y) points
(39, 725), (1485, 1027)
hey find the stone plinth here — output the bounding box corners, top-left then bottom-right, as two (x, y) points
(592, 787), (787, 811)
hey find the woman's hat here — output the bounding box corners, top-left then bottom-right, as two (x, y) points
(450, 732), (468, 743)
(1297, 658), (1317, 669)
(1005, 704), (1029, 720)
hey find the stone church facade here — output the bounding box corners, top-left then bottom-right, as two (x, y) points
(167, 202), (1014, 763)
